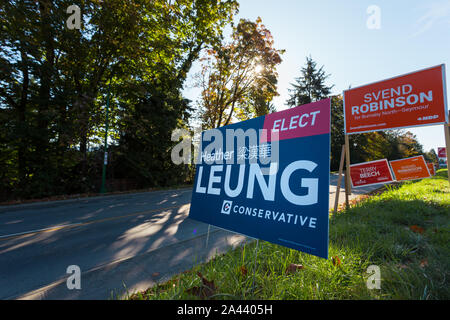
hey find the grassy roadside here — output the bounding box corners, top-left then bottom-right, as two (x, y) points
(128, 170), (449, 300)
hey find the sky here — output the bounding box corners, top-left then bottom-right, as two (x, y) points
(184, 0), (450, 153)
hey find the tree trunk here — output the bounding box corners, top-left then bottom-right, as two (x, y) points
(17, 49), (29, 186)
(36, 0), (55, 178)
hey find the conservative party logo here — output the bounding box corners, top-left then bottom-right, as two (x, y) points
(221, 200), (233, 215)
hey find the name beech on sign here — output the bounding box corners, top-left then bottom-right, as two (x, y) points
(350, 159), (394, 188)
(189, 99), (331, 259)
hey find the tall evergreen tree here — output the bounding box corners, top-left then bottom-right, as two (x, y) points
(286, 56), (333, 107)
(330, 95), (345, 170)
(286, 57), (339, 168)
(0, 0), (238, 200)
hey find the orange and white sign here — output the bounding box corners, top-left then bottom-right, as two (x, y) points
(427, 162), (436, 176)
(389, 156), (431, 181)
(344, 65), (448, 134)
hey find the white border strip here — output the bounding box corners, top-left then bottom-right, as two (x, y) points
(442, 63), (448, 124)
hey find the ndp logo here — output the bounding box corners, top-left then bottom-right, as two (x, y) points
(221, 200), (233, 215)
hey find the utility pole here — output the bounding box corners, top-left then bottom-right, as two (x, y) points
(100, 78), (112, 194)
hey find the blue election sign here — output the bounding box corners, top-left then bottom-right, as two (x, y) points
(188, 99), (331, 259)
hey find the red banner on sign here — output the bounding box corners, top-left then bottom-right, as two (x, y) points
(344, 65), (448, 134)
(438, 147), (447, 158)
(261, 99), (330, 142)
(350, 159), (394, 187)
(389, 156), (431, 181)
(427, 162), (436, 176)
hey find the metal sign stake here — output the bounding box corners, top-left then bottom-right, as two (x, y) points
(251, 239), (260, 295)
(205, 224), (211, 250)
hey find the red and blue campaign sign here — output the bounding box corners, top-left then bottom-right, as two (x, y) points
(188, 99), (331, 259)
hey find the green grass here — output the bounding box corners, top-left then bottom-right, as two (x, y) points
(128, 170), (449, 300)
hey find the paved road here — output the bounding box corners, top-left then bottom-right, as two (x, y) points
(0, 175), (384, 300)
(329, 172), (383, 204)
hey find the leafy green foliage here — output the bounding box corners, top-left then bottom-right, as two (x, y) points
(423, 149), (439, 164)
(0, 0), (238, 200)
(347, 130), (425, 167)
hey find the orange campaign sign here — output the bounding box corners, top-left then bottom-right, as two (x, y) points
(344, 65), (448, 134)
(427, 162), (436, 176)
(389, 156), (431, 181)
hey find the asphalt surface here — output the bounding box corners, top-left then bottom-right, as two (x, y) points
(0, 175), (385, 300)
